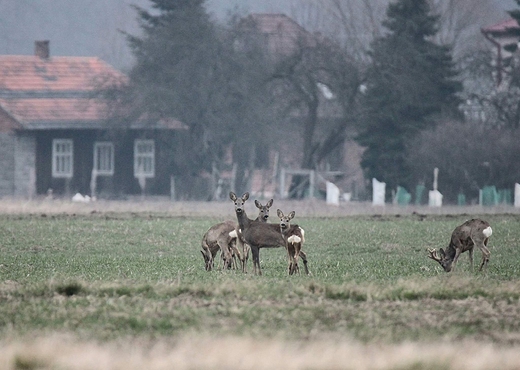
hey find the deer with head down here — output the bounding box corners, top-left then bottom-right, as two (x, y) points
(428, 218), (493, 272)
(277, 209), (309, 275)
(200, 220), (237, 271)
(229, 192), (309, 275)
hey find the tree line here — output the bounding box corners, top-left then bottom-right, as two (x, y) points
(101, 0), (520, 203)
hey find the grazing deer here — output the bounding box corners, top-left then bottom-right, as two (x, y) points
(230, 192), (309, 275)
(428, 218), (493, 272)
(229, 198), (273, 273)
(277, 209), (309, 275)
(201, 220), (237, 271)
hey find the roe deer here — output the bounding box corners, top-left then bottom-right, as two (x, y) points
(201, 220), (240, 271)
(229, 198), (273, 273)
(428, 218), (493, 272)
(230, 192), (309, 275)
(277, 209), (309, 275)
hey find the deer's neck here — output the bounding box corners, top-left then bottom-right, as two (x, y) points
(236, 210), (253, 231)
(280, 224), (296, 239)
(445, 243), (457, 260)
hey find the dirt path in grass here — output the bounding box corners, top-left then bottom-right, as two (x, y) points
(1, 197), (518, 217)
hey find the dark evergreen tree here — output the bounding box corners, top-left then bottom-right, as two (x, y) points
(119, 0), (223, 180)
(356, 0), (462, 197)
(119, 1), (273, 196)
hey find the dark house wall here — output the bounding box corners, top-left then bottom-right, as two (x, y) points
(0, 132), (15, 196)
(36, 130), (97, 195)
(34, 129), (183, 198)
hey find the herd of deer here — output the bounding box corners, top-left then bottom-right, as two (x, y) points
(201, 192), (494, 275)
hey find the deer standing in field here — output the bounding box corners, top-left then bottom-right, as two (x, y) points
(277, 209), (309, 275)
(229, 198), (273, 273)
(428, 218), (493, 272)
(229, 192), (309, 275)
(201, 198), (273, 272)
(201, 220), (237, 271)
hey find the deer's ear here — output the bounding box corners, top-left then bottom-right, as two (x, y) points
(439, 248), (446, 258)
(289, 211), (295, 220)
(277, 209), (283, 218)
(255, 200), (261, 209)
(229, 192), (237, 201)
(267, 199), (273, 208)
(242, 192), (249, 201)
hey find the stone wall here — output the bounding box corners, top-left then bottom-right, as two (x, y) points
(14, 134), (36, 198)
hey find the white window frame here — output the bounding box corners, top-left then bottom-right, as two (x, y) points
(52, 139), (73, 178)
(93, 141), (114, 176)
(134, 139), (155, 178)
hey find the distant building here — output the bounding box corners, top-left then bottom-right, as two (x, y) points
(481, 18), (520, 87)
(0, 41), (186, 198)
(234, 14), (364, 199)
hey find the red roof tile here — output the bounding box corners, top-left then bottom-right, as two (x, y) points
(482, 19), (520, 34)
(0, 55), (126, 91)
(0, 51), (188, 131)
(0, 98), (109, 128)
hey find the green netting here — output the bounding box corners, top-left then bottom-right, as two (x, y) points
(481, 186), (498, 206)
(415, 184), (426, 205)
(396, 186), (411, 206)
(498, 189), (513, 204)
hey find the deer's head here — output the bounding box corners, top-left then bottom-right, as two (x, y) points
(427, 248), (454, 272)
(255, 199), (273, 221)
(229, 192), (249, 214)
(277, 209), (295, 230)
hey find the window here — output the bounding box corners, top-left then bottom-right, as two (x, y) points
(93, 142), (114, 175)
(134, 139), (155, 178)
(52, 139), (73, 178)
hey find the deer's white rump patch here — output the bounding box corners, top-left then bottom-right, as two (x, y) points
(483, 226), (492, 238)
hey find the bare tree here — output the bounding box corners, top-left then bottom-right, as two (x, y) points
(430, 0), (506, 59)
(406, 120), (520, 203)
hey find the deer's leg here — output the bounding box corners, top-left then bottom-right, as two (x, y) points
(287, 243), (297, 275)
(451, 249), (463, 272)
(251, 246), (262, 275)
(468, 248), (474, 271)
(293, 243), (302, 275)
(229, 243), (240, 270)
(478, 244), (491, 271)
(235, 236), (246, 273)
(219, 245), (230, 270)
(299, 250), (310, 275)
(287, 245), (293, 275)
(243, 243), (250, 273)
(201, 250), (211, 271)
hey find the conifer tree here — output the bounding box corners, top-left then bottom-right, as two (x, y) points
(356, 0), (462, 196)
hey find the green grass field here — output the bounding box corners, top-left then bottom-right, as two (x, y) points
(1, 210), (520, 369)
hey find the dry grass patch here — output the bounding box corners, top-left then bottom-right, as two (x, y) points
(2, 334), (520, 370)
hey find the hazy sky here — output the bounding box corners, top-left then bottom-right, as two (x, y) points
(207, 0), (293, 18)
(0, 0), (516, 71)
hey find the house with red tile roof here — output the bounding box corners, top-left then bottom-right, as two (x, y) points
(0, 41), (186, 198)
(481, 18), (520, 86)
(239, 13), (317, 58)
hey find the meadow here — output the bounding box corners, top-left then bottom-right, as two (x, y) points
(0, 201), (520, 369)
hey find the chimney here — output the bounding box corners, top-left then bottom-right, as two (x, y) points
(34, 40), (50, 59)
